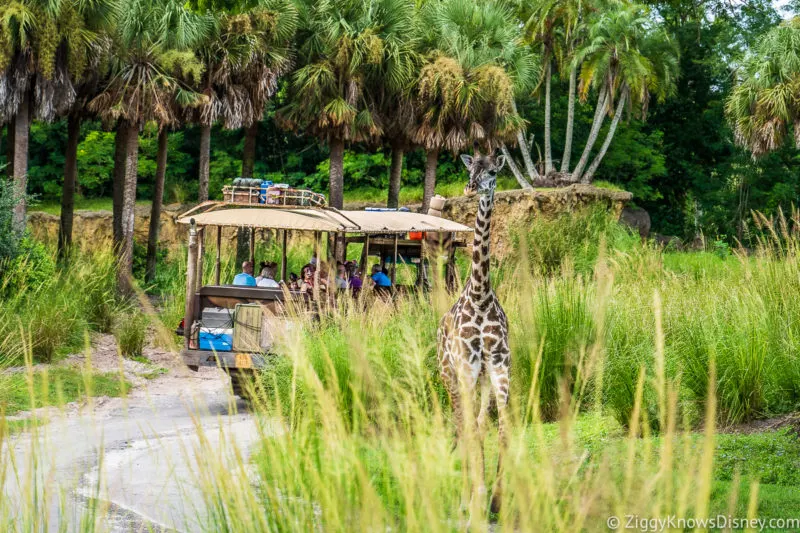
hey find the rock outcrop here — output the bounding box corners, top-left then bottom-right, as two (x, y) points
(27, 184), (632, 258)
(441, 184), (632, 258)
(27, 204), (190, 252)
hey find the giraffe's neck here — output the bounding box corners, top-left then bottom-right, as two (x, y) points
(469, 191), (494, 302)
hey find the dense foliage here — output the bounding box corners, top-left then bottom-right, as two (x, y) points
(1, 0), (799, 242)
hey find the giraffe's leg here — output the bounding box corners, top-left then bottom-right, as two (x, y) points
(488, 350), (511, 515)
(476, 371), (491, 439)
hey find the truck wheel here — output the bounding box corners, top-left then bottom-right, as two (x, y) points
(230, 370), (255, 401)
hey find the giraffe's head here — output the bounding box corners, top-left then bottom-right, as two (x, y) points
(460, 150), (506, 197)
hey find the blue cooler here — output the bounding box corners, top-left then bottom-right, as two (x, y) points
(198, 327), (233, 351)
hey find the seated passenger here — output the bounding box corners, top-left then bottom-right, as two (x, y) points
(233, 261), (257, 286)
(370, 264), (392, 288)
(288, 272), (300, 290)
(335, 263), (349, 290)
(256, 263), (279, 288)
(346, 261), (363, 296)
(299, 264), (315, 293)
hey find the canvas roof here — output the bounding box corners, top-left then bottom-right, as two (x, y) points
(178, 208), (472, 233)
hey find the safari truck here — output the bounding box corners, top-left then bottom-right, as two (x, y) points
(176, 185), (472, 399)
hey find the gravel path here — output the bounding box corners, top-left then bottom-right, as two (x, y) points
(2, 335), (271, 532)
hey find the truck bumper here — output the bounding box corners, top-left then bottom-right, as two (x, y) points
(181, 349), (267, 370)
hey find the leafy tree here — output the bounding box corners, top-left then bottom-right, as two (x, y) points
(90, 0), (210, 293)
(189, 0), (298, 200)
(0, 0), (117, 230)
(726, 17), (800, 157)
(279, 0), (417, 209)
(410, 0), (536, 210)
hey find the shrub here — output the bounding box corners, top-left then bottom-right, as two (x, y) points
(512, 205), (639, 276)
(0, 238), (57, 298)
(114, 312), (148, 358)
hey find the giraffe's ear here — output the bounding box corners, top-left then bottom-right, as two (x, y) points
(460, 154), (473, 169)
(495, 155), (506, 172)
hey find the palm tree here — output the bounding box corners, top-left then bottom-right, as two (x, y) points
(0, 0), (114, 231)
(90, 0), (210, 293)
(521, 0), (588, 176)
(411, 0), (536, 211)
(279, 0), (417, 209)
(570, 2), (678, 183)
(57, 1), (119, 262)
(189, 1), (297, 199)
(727, 17), (800, 157)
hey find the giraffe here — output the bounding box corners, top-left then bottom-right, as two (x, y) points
(437, 148), (511, 515)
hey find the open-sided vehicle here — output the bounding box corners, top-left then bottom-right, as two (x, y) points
(177, 197), (472, 398)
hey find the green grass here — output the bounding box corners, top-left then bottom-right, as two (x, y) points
(30, 197), (151, 215)
(344, 177), (520, 205)
(6, 205), (800, 530)
(0, 367), (129, 416)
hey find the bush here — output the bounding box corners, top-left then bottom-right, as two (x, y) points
(114, 312), (148, 358)
(0, 179), (23, 262)
(513, 206), (639, 276)
(0, 238), (56, 298)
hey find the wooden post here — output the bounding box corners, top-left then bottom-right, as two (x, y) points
(420, 240), (428, 290)
(332, 232), (338, 262)
(184, 220), (198, 349)
(249, 227), (255, 265)
(281, 229), (288, 282)
(360, 234), (370, 275)
(313, 231), (321, 301)
(391, 234), (398, 286)
(214, 226), (221, 285)
(196, 227), (205, 291)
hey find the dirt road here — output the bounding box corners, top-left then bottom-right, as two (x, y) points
(2, 337), (271, 532)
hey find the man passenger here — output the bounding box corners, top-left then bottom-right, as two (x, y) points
(233, 261), (257, 286)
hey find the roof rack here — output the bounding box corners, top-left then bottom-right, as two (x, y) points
(221, 185), (327, 208)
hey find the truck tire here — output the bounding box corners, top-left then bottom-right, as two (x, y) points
(230, 369), (255, 401)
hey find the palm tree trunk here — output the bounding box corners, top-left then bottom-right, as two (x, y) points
(512, 100), (540, 179)
(500, 143), (532, 189)
(241, 122), (258, 178)
(58, 115), (80, 262)
(198, 124), (211, 202)
(571, 86), (608, 183)
(422, 149), (438, 212)
(11, 91), (30, 232)
(387, 141), (404, 208)
(118, 121), (140, 296)
(582, 89), (628, 184)
(329, 137), (345, 209)
(112, 122), (128, 250)
(544, 62), (554, 175)
(146, 128), (168, 283)
(5, 121), (13, 179)
(560, 65), (577, 173)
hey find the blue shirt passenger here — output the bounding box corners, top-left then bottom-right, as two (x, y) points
(233, 261), (257, 286)
(370, 265), (392, 287)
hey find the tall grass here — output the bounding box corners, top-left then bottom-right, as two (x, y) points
(4, 207), (800, 530)
(0, 249), (129, 365)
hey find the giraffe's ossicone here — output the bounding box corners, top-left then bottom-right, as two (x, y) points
(437, 149), (511, 515)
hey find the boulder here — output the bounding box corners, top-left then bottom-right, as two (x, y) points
(619, 206), (651, 238)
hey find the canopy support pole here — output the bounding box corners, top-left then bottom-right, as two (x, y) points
(249, 227), (255, 265)
(196, 227), (205, 291)
(391, 234), (398, 286)
(313, 231), (321, 301)
(360, 234), (370, 275)
(214, 226), (221, 285)
(281, 229), (287, 282)
(184, 221), (198, 350)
